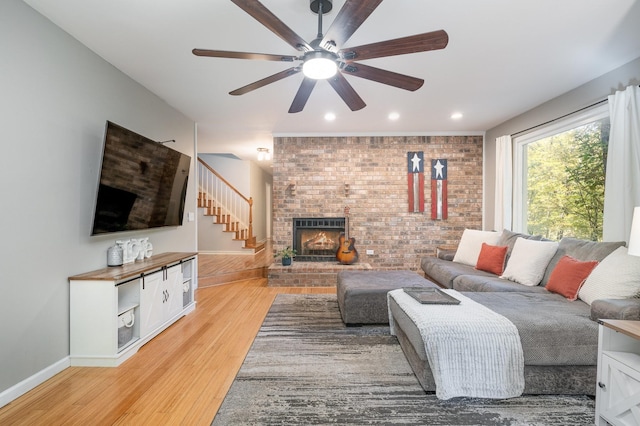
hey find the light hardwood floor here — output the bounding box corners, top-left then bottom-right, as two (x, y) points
(0, 249), (335, 425)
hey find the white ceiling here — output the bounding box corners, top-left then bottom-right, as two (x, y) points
(23, 0), (640, 172)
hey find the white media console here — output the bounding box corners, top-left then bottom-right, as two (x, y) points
(69, 252), (197, 367)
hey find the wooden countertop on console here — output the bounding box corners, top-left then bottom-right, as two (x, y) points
(69, 252), (197, 282)
(600, 319), (640, 341)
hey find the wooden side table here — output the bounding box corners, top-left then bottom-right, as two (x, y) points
(596, 319), (640, 425)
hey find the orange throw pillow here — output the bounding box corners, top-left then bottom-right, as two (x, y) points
(546, 255), (599, 300)
(475, 243), (508, 275)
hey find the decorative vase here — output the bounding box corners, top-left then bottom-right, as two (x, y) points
(282, 257), (292, 266)
(107, 244), (123, 266)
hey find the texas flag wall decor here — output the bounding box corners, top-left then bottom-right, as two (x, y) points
(407, 152), (424, 213)
(431, 159), (448, 220)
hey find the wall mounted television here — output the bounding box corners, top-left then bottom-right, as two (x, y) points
(91, 121), (191, 235)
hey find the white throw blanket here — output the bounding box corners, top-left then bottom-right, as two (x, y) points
(388, 289), (524, 400)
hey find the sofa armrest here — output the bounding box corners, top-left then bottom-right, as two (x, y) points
(590, 298), (640, 321)
(436, 246), (457, 261)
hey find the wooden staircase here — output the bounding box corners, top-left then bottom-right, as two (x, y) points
(198, 158), (265, 253)
(197, 191), (263, 252)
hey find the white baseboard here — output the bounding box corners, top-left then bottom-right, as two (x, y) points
(0, 357), (70, 409)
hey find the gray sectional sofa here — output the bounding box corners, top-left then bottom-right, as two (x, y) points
(420, 231), (640, 321)
(391, 230), (640, 395)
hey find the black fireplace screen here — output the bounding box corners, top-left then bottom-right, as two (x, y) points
(293, 217), (345, 261)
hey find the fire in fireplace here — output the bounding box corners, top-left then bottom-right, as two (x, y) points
(293, 217), (345, 262)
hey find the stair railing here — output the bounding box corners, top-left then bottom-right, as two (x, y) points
(197, 158), (255, 247)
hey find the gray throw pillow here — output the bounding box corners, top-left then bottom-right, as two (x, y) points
(497, 229), (542, 255)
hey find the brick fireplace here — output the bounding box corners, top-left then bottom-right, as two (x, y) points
(271, 135), (484, 278)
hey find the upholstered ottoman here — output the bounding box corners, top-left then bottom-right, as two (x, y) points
(337, 270), (437, 325)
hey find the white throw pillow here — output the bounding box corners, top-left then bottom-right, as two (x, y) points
(500, 238), (559, 286)
(452, 229), (501, 266)
(578, 246), (640, 305)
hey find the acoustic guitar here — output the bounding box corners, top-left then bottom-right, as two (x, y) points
(336, 206), (358, 265)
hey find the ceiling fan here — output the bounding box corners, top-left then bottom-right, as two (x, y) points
(193, 0), (449, 113)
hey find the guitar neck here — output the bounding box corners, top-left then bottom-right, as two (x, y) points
(344, 215), (349, 240)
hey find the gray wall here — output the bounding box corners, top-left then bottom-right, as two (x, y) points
(484, 57), (640, 231)
(0, 0), (197, 403)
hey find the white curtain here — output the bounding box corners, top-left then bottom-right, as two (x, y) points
(494, 135), (512, 231)
(603, 85), (640, 242)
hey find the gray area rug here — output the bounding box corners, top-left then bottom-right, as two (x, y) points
(212, 294), (595, 425)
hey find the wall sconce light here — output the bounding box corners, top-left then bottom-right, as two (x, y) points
(257, 147), (270, 161)
(287, 182), (296, 197)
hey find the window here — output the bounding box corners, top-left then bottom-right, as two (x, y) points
(513, 104), (610, 241)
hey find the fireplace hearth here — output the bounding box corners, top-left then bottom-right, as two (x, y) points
(293, 217), (345, 262)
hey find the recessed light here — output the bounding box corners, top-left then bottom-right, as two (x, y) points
(324, 112), (336, 121)
(388, 112), (400, 121)
(451, 112), (463, 120)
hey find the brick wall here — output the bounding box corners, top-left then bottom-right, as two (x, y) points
(272, 135), (484, 271)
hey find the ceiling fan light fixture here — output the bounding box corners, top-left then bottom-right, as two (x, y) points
(302, 51), (338, 80)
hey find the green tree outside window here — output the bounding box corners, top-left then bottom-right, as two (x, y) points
(525, 118), (609, 241)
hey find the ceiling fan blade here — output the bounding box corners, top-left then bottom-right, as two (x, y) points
(340, 30), (449, 61)
(341, 62), (424, 91)
(289, 78), (317, 113)
(327, 72), (366, 111)
(229, 67), (301, 96)
(192, 49), (299, 62)
(231, 0), (312, 51)
(320, 0), (383, 50)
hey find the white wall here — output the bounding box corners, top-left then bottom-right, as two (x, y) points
(249, 161), (273, 242)
(484, 56), (640, 230)
(199, 154), (251, 194)
(0, 0), (197, 404)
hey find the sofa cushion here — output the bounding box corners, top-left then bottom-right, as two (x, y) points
(579, 246), (640, 305)
(465, 292), (598, 366)
(545, 255), (598, 300)
(501, 238), (558, 286)
(388, 296), (598, 395)
(475, 243), (508, 275)
(590, 298), (640, 321)
(453, 274), (549, 293)
(421, 256), (495, 289)
(541, 237), (626, 286)
(452, 229), (501, 266)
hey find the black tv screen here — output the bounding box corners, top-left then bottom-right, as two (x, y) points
(91, 121), (191, 235)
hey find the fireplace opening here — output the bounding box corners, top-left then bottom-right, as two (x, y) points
(293, 217), (345, 262)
